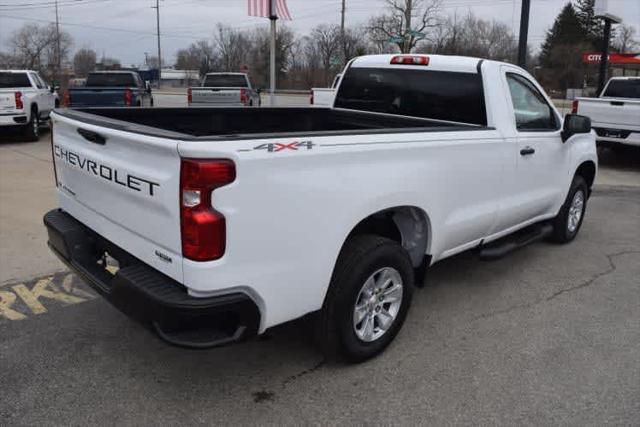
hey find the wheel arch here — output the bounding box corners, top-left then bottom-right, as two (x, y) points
(343, 205), (432, 268)
(574, 160), (596, 193)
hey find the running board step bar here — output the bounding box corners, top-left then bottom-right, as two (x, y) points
(479, 223), (553, 261)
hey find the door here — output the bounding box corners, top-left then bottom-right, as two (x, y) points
(497, 69), (568, 230)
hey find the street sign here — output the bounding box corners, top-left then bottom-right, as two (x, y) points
(582, 52), (640, 65)
(407, 30), (426, 39)
(387, 36), (405, 44)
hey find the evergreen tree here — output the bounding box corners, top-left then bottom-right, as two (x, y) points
(539, 3), (586, 68)
(574, 0), (604, 43)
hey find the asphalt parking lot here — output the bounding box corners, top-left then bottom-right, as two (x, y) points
(1, 121), (639, 424)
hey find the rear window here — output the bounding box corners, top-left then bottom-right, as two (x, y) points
(602, 79), (640, 98)
(203, 74), (248, 87)
(0, 72), (31, 88)
(334, 67), (487, 125)
(86, 73), (136, 87)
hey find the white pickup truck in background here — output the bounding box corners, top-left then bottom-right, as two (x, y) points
(45, 54), (597, 362)
(188, 72), (261, 107)
(574, 77), (640, 149)
(0, 70), (58, 141)
(311, 73), (341, 106)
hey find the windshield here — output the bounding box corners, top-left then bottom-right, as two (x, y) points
(334, 67), (487, 125)
(86, 73), (136, 87)
(602, 79), (640, 98)
(0, 72), (31, 88)
(203, 74), (248, 87)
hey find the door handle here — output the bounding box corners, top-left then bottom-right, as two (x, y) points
(520, 146), (535, 156)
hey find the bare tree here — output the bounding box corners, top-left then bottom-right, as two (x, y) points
(73, 48), (97, 77)
(175, 40), (216, 78)
(419, 12), (517, 62)
(614, 25), (638, 53)
(367, 0), (442, 53)
(304, 25), (342, 85)
(215, 24), (251, 72)
(9, 23), (72, 79)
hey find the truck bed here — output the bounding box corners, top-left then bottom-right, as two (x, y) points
(56, 107), (485, 141)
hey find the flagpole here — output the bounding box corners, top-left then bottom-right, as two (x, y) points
(269, 0), (277, 107)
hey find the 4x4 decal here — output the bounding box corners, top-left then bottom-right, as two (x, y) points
(252, 140), (315, 153)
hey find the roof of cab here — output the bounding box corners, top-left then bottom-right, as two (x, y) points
(350, 54), (497, 74)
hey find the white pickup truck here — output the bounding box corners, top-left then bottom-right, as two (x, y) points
(45, 54), (597, 362)
(574, 77), (640, 149)
(188, 72), (261, 107)
(311, 73), (342, 106)
(1, 70), (58, 141)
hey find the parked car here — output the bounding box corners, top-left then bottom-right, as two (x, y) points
(0, 70), (58, 141)
(188, 72), (260, 107)
(574, 77), (640, 149)
(44, 54), (597, 362)
(64, 71), (153, 108)
(311, 73), (341, 106)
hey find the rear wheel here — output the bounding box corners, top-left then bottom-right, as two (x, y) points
(316, 235), (414, 362)
(22, 109), (39, 141)
(550, 175), (588, 243)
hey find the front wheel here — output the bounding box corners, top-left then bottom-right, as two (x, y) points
(550, 175), (588, 243)
(316, 235), (414, 362)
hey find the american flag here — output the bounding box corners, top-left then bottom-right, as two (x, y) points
(248, 0), (292, 20)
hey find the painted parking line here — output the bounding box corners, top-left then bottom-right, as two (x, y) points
(0, 271), (96, 322)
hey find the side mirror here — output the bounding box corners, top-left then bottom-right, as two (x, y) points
(145, 81), (152, 93)
(49, 86), (55, 93)
(256, 87), (262, 94)
(561, 114), (591, 143)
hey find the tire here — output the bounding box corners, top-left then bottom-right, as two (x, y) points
(550, 175), (588, 243)
(316, 235), (414, 363)
(22, 109), (39, 142)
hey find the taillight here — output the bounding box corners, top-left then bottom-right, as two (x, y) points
(571, 99), (578, 114)
(390, 55), (430, 65)
(240, 88), (248, 105)
(63, 90), (71, 107)
(15, 91), (23, 109)
(180, 159), (236, 261)
(124, 89), (133, 106)
(187, 88), (192, 105)
(310, 91), (314, 105)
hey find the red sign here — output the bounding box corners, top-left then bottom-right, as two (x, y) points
(582, 53), (640, 64)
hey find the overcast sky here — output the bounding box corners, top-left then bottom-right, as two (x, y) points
(1, 0), (638, 67)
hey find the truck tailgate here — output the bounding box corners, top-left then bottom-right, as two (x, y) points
(191, 88), (241, 105)
(578, 98), (640, 130)
(68, 88), (128, 107)
(0, 90), (18, 113)
(51, 112), (183, 280)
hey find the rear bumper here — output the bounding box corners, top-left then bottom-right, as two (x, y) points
(43, 209), (260, 348)
(594, 127), (640, 147)
(0, 113), (27, 126)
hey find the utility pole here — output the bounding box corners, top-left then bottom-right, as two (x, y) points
(517, 0), (530, 68)
(152, 0), (162, 88)
(54, 0), (61, 85)
(403, 0), (412, 53)
(340, 0), (346, 64)
(269, 0), (277, 106)
(597, 18), (614, 94)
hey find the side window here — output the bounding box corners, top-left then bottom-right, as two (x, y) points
(506, 73), (558, 131)
(31, 73), (45, 89)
